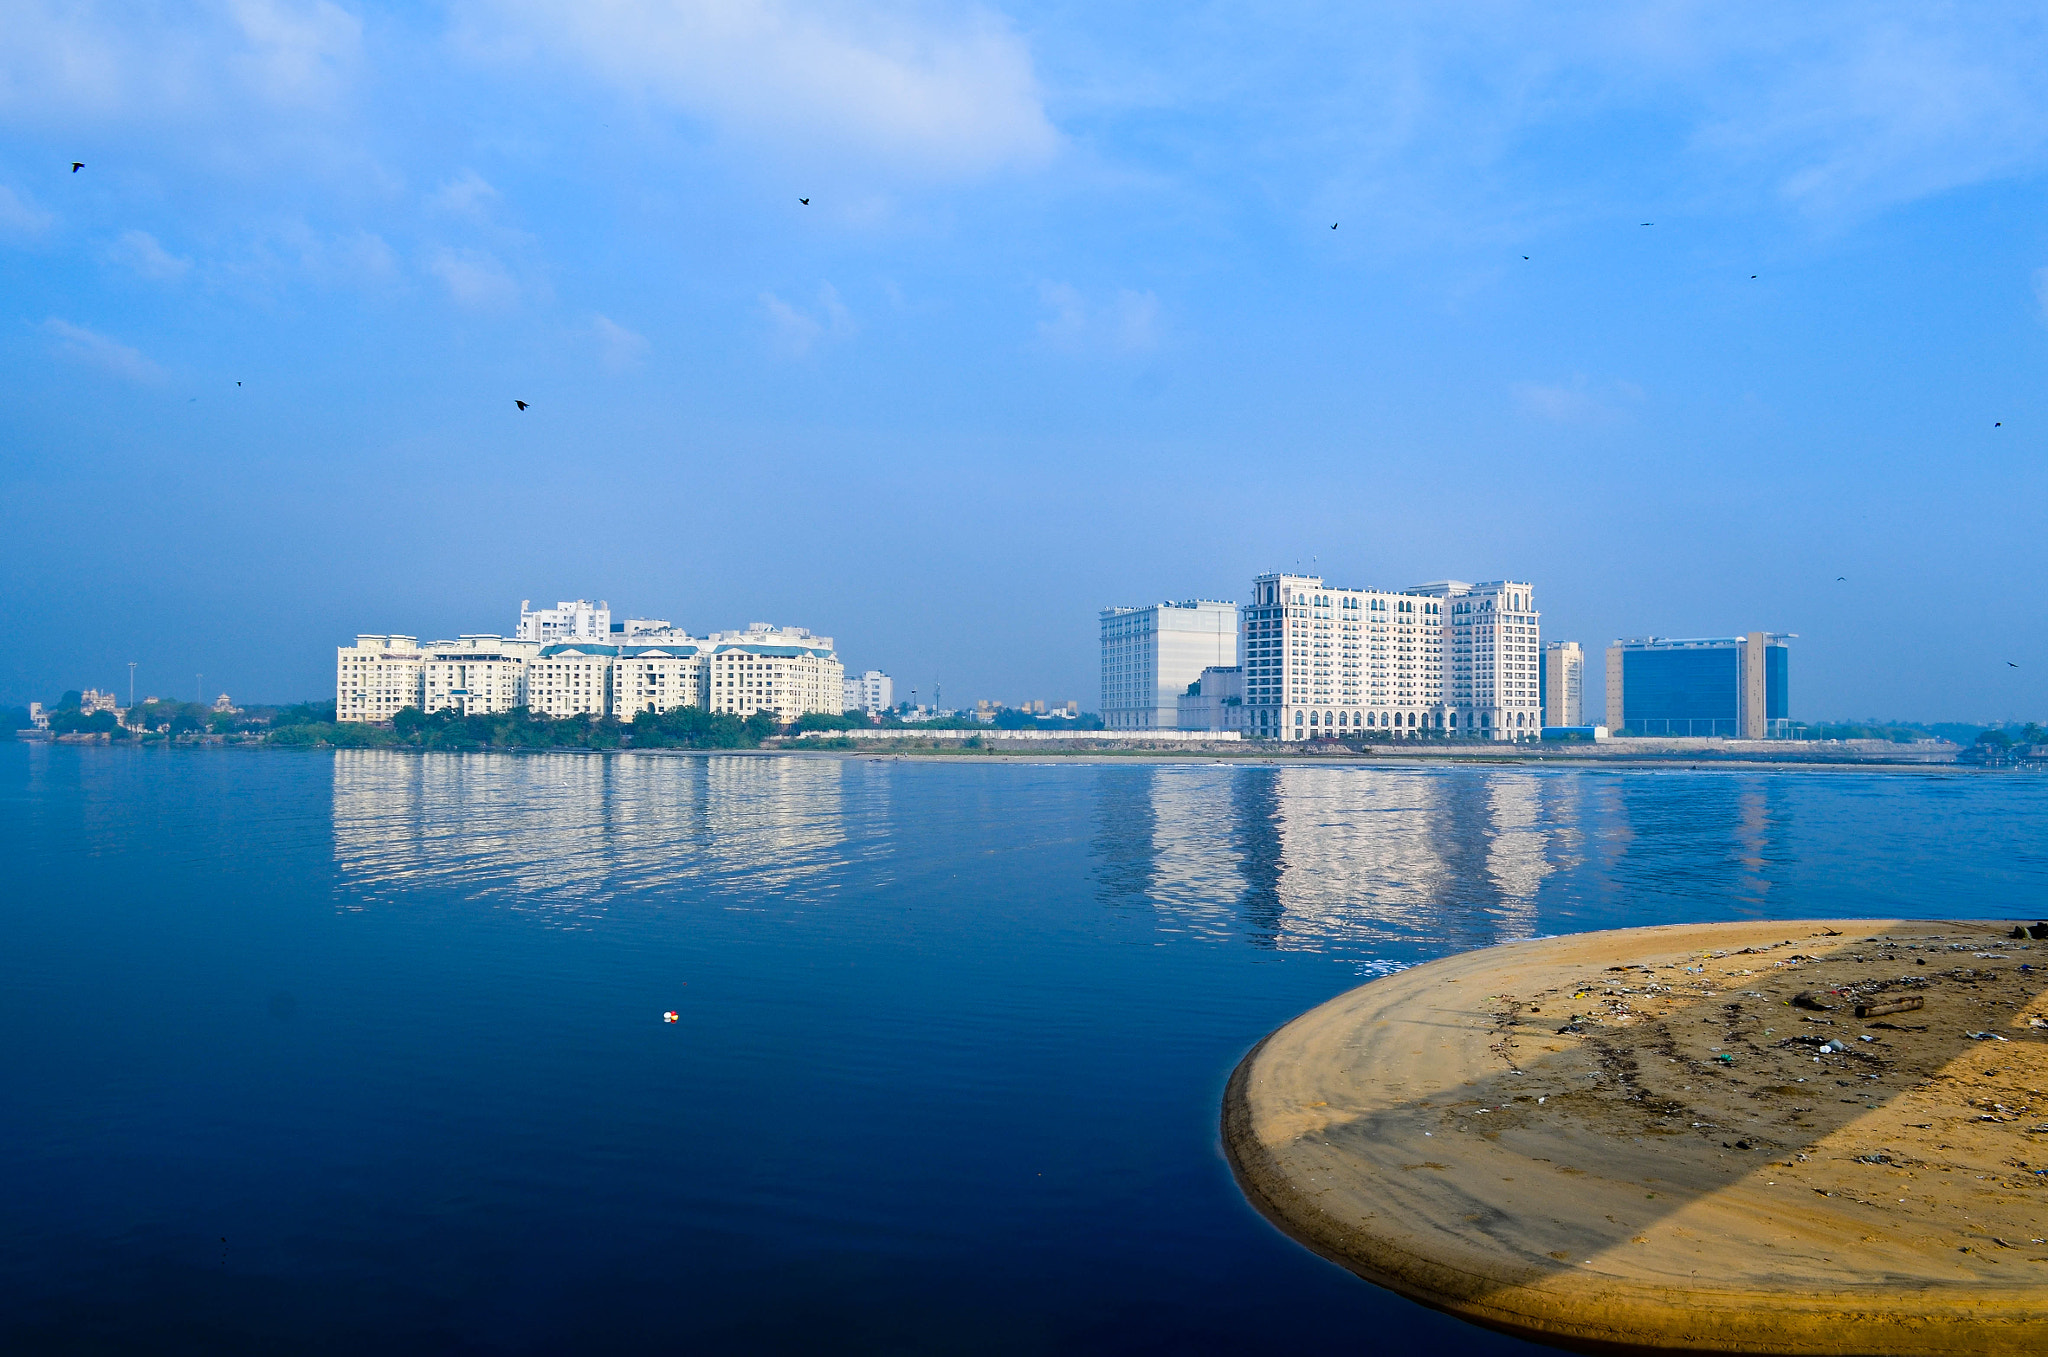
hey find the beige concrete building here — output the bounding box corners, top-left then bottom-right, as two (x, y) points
(704, 624), (844, 722)
(1424, 579), (1542, 740)
(615, 644), (708, 719)
(423, 636), (540, 717)
(1100, 600), (1239, 730)
(336, 635), (426, 723)
(1542, 641), (1584, 728)
(525, 645), (615, 719)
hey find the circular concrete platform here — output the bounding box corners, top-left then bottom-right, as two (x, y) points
(1223, 920), (2048, 1355)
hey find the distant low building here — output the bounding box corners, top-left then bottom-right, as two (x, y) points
(1604, 633), (1793, 738)
(212, 693), (239, 715)
(28, 701), (49, 730)
(80, 689), (118, 715)
(1176, 665), (1244, 732)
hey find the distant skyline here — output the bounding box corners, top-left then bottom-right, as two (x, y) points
(4, 2), (2046, 721)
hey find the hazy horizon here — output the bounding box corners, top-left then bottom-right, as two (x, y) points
(4, 2), (2045, 723)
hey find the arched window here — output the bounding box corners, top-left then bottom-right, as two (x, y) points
(1294, 711), (1304, 725)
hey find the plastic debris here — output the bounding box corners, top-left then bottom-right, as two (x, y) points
(1965, 1031), (2009, 1042)
(662, 1011), (679, 1023)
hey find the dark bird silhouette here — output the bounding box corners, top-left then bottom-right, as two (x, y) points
(1641, 222), (1653, 226)
(1836, 576), (1846, 581)
(236, 381), (242, 387)
(514, 399), (528, 411)
(71, 161), (83, 172)
(1331, 222), (1338, 229)
(1995, 421), (2002, 427)
(1522, 255), (1529, 260)
(2010, 662), (2019, 668)
(798, 197), (809, 205)
(1750, 274), (1757, 279)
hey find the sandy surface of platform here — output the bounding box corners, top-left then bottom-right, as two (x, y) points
(1224, 919), (2048, 1354)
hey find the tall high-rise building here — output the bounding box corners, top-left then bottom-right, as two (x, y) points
(1542, 641), (1584, 728)
(1099, 600), (1238, 730)
(1604, 633), (1792, 738)
(423, 635), (540, 716)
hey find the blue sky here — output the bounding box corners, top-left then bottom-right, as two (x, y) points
(3, 1), (2046, 720)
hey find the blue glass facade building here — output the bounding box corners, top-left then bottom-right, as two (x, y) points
(1608, 634), (1791, 738)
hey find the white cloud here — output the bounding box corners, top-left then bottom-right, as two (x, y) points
(107, 229), (192, 281)
(590, 313), (648, 368)
(1036, 282), (1160, 354)
(1511, 375), (1643, 425)
(426, 246), (519, 308)
(760, 282), (853, 356)
(41, 318), (164, 382)
(475, 0), (1058, 176)
(224, 0), (362, 107)
(431, 169), (501, 218)
(0, 0), (361, 121)
(0, 185), (55, 234)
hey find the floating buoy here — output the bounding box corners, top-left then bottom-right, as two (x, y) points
(662, 1011), (679, 1023)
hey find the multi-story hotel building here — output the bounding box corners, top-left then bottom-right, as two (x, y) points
(336, 635), (426, 723)
(1099, 600), (1238, 730)
(1542, 640), (1585, 729)
(339, 604), (844, 724)
(1232, 573), (1541, 740)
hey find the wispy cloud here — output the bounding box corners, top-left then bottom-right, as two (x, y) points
(473, 0), (1058, 176)
(431, 169), (501, 218)
(106, 229), (192, 281)
(1036, 283), (1159, 354)
(590, 313), (648, 369)
(41, 318), (164, 382)
(1511, 375), (1643, 425)
(760, 283), (853, 356)
(426, 246), (519, 309)
(0, 184), (54, 234)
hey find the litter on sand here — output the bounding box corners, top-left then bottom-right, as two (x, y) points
(1965, 1031), (2009, 1042)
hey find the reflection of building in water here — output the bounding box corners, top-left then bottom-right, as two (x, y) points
(1188, 768), (1566, 952)
(1141, 768), (1246, 939)
(331, 751), (856, 918)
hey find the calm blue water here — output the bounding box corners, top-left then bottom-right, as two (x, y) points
(4, 745), (2045, 1354)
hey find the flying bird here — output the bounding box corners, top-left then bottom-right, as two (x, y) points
(1522, 255), (1529, 260)
(1751, 274), (1757, 279)
(2010, 662), (2020, 668)
(514, 399), (528, 411)
(71, 161), (83, 172)
(1641, 222), (1653, 226)
(1995, 421), (2002, 427)
(798, 198), (809, 205)
(1331, 222), (1338, 230)
(1836, 576), (1846, 582)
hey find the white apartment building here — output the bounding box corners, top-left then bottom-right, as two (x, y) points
(423, 636), (541, 717)
(336, 635), (426, 723)
(616, 644), (707, 718)
(705, 624), (845, 722)
(525, 644), (616, 718)
(843, 670), (893, 715)
(1099, 600), (1238, 730)
(1542, 640), (1585, 728)
(1419, 579), (1542, 739)
(516, 599), (612, 644)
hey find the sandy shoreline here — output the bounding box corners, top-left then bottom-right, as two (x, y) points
(1223, 920), (2048, 1355)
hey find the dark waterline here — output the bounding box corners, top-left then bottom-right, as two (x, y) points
(3, 745), (2042, 1354)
